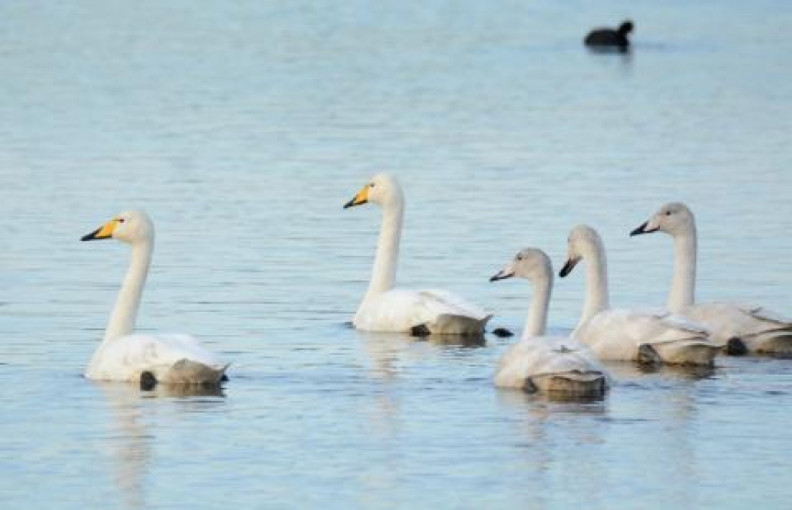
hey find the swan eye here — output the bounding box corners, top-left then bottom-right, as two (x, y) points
(516, 255), (523, 261)
(665, 211), (672, 216)
(369, 183), (375, 188)
(118, 218), (126, 223)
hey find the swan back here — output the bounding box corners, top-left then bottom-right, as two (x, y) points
(494, 336), (608, 391)
(85, 333), (227, 384)
(352, 288), (490, 334)
(684, 302), (792, 350)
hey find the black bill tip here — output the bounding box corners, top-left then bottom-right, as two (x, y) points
(630, 221), (657, 237)
(81, 228), (102, 242)
(559, 258), (578, 278)
(343, 198), (365, 209)
(489, 271), (513, 282)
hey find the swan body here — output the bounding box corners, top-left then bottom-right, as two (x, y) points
(560, 225), (718, 366)
(631, 202), (792, 354)
(490, 248), (609, 397)
(353, 288), (491, 335)
(344, 173), (491, 335)
(85, 334), (226, 384)
(82, 211), (227, 386)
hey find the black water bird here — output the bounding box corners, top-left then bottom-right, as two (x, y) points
(584, 20), (634, 51)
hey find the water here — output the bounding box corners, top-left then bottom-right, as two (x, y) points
(1, 1), (791, 508)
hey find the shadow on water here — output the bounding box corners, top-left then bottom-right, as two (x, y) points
(609, 361), (717, 382)
(498, 385), (609, 406)
(94, 382), (226, 510)
(352, 328), (485, 381)
(351, 327), (486, 348)
(140, 383), (226, 398)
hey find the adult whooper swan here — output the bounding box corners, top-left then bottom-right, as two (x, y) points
(490, 248), (609, 397)
(343, 173), (491, 336)
(559, 225), (718, 366)
(81, 211), (228, 389)
(631, 202), (792, 355)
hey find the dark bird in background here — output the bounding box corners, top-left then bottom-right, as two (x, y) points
(584, 20), (634, 51)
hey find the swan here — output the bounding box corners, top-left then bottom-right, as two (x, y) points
(343, 173), (491, 335)
(81, 210), (228, 388)
(559, 225), (718, 366)
(489, 248), (609, 397)
(631, 202), (792, 354)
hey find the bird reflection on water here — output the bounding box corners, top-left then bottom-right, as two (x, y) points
(95, 382), (225, 510)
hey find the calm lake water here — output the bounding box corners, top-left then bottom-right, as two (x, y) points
(1, 1), (791, 508)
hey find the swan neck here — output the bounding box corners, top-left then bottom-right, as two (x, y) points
(579, 245), (610, 326)
(524, 274), (551, 337)
(103, 239), (153, 342)
(668, 226), (697, 312)
(366, 198), (403, 297)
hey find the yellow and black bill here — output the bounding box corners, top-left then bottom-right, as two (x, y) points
(81, 219), (120, 241)
(343, 185), (369, 209)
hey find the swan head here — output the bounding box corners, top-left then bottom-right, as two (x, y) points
(490, 248), (552, 283)
(559, 225), (603, 277)
(81, 210), (154, 245)
(343, 173), (403, 209)
(630, 202), (695, 237)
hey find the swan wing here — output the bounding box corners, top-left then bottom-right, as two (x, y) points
(575, 309), (712, 361)
(86, 333), (227, 383)
(737, 304), (792, 326)
(680, 302), (792, 347)
(418, 289), (490, 321)
(353, 289), (432, 331)
(495, 336), (606, 389)
(354, 288), (490, 333)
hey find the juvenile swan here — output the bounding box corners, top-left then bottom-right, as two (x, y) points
(343, 173), (491, 335)
(560, 225), (718, 366)
(631, 202), (792, 354)
(81, 211), (228, 387)
(490, 248), (608, 397)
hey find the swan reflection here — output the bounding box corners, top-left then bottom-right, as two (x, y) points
(95, 382), (225, 510)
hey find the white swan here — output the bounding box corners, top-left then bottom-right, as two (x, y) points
(559, 225), (718, 366)
(343, 173), (491, 335)
(81, 211), (228, 387)
(631, 202), (792, 354)
(489, 248), (609, 396)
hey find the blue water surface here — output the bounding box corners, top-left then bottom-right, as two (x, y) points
(1, 1), (791, 508)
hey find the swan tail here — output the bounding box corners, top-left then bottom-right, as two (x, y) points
(426, 314), (492, 336)
(163, 360), (229, 385)
(747, 332), (792, 356)
(528, 371), (608, 399)
(652, 340), (718, 366)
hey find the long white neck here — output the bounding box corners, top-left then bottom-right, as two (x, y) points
(366, 197), (403, 297)
(103, 239), (153, 342)
(524, 273), (551, 337)
(578, 243), (610, 327)
(668, 224), (697, 313)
